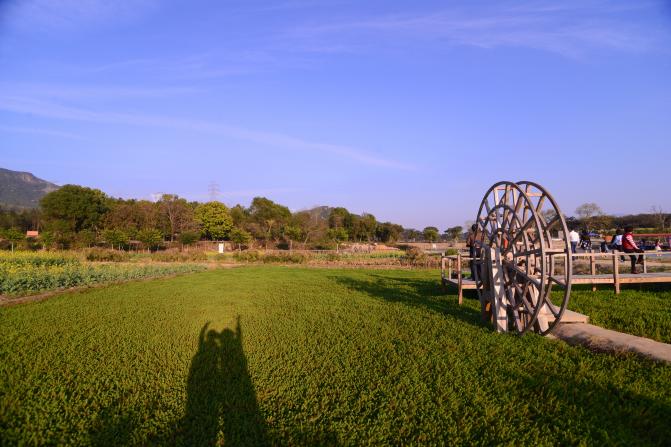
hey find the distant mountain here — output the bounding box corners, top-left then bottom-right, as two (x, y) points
(303, 205), (332, 221)
(0, 168), (59, 209)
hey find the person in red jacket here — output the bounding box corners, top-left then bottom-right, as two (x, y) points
(622, 226), (644, 274)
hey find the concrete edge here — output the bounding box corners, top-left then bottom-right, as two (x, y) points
(552, 323), (671, 363)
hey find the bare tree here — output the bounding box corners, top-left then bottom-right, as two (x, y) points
(575, 203), (603, 221)
(540, 209), (557, 223)
(575, 203), (604, 229)
(651, 205), (667, 230)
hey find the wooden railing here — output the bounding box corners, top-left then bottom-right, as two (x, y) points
(441, 250), (671, 297)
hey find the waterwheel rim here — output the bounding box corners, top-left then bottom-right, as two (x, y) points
(474, 181), (547, 335)
(516, 180), (573, 336)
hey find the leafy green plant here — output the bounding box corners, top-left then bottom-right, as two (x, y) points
(0, 260), (205, 296)
(84, 248), (131, 262)
(150, 251), (207, 262)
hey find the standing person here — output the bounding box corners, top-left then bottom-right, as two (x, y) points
(466, 224), (481, 280)
(655, 239), (662, 257)
(622, 226), (644, 274)
(579, 228), (591, 251)
(569, 228), (580, 259)
(612, 228), (624, 262)
(601, 233), (611, 253)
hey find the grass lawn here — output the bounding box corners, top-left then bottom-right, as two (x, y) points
(562, 285), (671, 344)
(1, 267), (670, 445)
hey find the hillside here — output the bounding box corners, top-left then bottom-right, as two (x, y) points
(0, 168), (59, 209)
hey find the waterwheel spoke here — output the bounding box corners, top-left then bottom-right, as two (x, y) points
(503, 219), (535, 255)
(535, 194), (547, 214)
(544, 214), (561, 230)
(513, 248), (543, 258)
(504, 261), (541, 289)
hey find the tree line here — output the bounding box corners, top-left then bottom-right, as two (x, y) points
(569, 202), (669, 233)
(0, 185), (454, 251)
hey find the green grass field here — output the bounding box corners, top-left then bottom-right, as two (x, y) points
(565, 285), (671, 344)
(1, 267), (670, 445)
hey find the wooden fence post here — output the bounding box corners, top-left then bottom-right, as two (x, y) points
(643, 253), (647, 274)
(589, 252), (597, 291)
(612, 253), (620, 294)
(457, 252), (463, 305)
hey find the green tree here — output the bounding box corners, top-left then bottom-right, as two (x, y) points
(179, 231), (200, 250)
(229, 227), (252, 251)
(2, 227), (24, 252)
(230, 204), (249, 227)
(445, 226), (463, 242)
(158, 194), (195, 241)
(376, 222), (403, 243)
(40, 185), (110, 233)
(328, 207), (352, 230)
(327, 227), (348, 252)
(103, 229), (129, 250)
(423, 226), (440, 243)
(137, 228), (163, 252)
(43, 219), (75, 249)
(403, 228), (422, 242)
(249, 197), (291, 248)
(283, 225), (304, 251)
(38, 230), (55, 250)
(357, 213), (377, 242)
(76, 229), (97, 248)
(195, 202), (233, 240)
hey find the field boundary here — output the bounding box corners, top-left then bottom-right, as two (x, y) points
(0, 264), (237, 308)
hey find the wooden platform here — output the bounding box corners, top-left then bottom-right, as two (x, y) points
(443, 278), (477, 289)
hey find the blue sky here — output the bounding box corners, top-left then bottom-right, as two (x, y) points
(1, 0), (670, 230)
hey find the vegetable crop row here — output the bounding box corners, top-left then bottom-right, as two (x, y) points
(0, 263), (206, 296)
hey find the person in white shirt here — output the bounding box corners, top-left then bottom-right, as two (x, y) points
(612, 229), (624, 262)
(569, 229), (580, 256)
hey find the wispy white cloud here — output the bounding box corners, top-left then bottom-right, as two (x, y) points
(0, 124), (84, 140)
(283, 1), (668, 57)
(0, 82), (200, 100)
(0, 96), (413, 171)
(4, 0), (158, 32)
(69, 52), (270, 81)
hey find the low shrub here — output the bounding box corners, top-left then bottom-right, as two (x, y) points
(232, 250), (261, 263)
(262, 252), (307, 264)
(84, 248), (131, 262)
(402, 247), (428, 266)
(150, 251), (207, 262)
(231, 251), (308, 264)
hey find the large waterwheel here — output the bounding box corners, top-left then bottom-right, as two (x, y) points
(472, 181), (573, 335)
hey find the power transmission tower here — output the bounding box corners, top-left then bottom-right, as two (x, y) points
(208, 181), (220, 201)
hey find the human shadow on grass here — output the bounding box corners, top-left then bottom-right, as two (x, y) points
(178, 318), (269, 446)
(331, 274), (482, 327)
